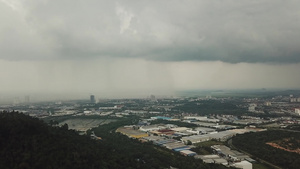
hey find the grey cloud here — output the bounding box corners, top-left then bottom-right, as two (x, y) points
(1, 0), (300, 63)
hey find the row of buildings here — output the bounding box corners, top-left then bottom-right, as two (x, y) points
(116, 122), (262, 169)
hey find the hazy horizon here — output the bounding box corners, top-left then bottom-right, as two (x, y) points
(1, 88), (300, 104)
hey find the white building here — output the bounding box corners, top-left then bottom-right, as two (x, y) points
(209, 131), (236, 141)
(232, 160), (252, 169)
(139, 125), (165, 132)
(184, 116), (207, 121)
(171, 127), (190, 132)
(194, 127), (216, 134)
(265, 102), (271, 106)
(181, 135), (211, 144)
(214, 158), (228, 165)
(291, 98), (300, 102)
(184, 116), (220, 122)
(248, 104), (256, 112)
(295, 108), (300, 115)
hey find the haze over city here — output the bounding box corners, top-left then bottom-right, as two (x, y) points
(1, 0), (300, 99)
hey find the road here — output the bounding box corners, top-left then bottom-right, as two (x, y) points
(227, 138), (282, 169)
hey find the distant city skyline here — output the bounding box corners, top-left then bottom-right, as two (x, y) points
(1, 0), (300, 99)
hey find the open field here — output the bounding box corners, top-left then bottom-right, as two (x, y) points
(59, 119), (116, 131)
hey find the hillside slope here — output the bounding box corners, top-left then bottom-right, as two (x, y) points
(0, 111), (228, 169)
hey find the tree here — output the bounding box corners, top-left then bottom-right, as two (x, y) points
(187, 140), (192, 145)
(61, 123), (68, 130)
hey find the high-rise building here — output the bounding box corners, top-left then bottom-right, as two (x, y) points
(25, 95), (30, 103)
(90, 95), (95, 103)
(295, 108), (300, 115)
(150, 95), (156, 101)
(13, 97), (20, 105)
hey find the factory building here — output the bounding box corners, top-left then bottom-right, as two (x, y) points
(116, 127), (148, 139)
(295, 108), (300, 115)
(209, 131), (236, 141)
(181, 135), (210, 144)
(232, 161), (252, 169)
(180, 150), (197, 156)
(139, 125), (165, 132)
(150, 129), (175, 136)
(151, 116), (172, 120)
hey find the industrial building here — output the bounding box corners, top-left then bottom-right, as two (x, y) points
(163, 142), (188, 150)
(209, 131), (236, 141)
(295, 108), (300, 115)
(153, 139), (177, 146)
(150, 129), (175, 136)
(213, 158), (228, 165)
(194, 127), (216, 134)
(191, 122), (218, 127)
(116, 127), (148, 139)
(232, 160), (252, 169)
(151, 116), (172, 120)
(211, 145), (252, 162)
(180, 150), (197, 156)
(181, 135), (210, 144)
(139, 125), (165, 132)
(171, 127), (190, 132)
(142, 136), (164, 142)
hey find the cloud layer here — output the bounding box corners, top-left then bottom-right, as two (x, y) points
(1, 58), (300, 99)
(1, 0), (300, 63)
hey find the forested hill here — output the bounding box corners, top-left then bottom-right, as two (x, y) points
(0, 111), (115, 169)
(232, 130), (300, 169)
(0, 112), (228, 169)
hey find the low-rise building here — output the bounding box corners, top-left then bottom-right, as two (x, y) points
(209, 131), (236, 141)
(150, 129), (175, 136)
(194, 127), (216, 134)
(295, 108), (300, 115)
(181, 135), (210, 144)
(171, 127), (190, 132)
(180, 150), (197, 156)
(232, 160), (252, 169)
(214, 158), (228, 165)
(163, 142), (189, 151)
(139, 125), (164, 132)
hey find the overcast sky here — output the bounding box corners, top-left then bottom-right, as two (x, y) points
(1, 0), (300, 99)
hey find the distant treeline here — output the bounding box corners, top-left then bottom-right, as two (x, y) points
(150, 119), (198, 128)
(173, 100), (247, 115)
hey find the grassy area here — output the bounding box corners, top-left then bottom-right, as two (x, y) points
(253, 163), (272, 169)
(260, 123), (281, 128)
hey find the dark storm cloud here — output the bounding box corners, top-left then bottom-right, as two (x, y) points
(1, 0), (300, 63)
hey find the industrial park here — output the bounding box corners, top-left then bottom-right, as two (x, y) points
(1, 90), (300, 169)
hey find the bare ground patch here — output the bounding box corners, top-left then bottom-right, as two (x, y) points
(266, 138), (300, 154)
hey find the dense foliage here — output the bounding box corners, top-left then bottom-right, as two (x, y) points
(150, 119), (198, 128)
(0, 111), (116, 169)
(173, 100), (246, 115)
(0, 111), (228, 169)
(232, 130), (300, 169)
(286, 124), (300, 131)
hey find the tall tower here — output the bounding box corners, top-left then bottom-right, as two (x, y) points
(150, 95), (156, 101)
(25, 95), (30, 103)
(90, 95), (95, 103)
